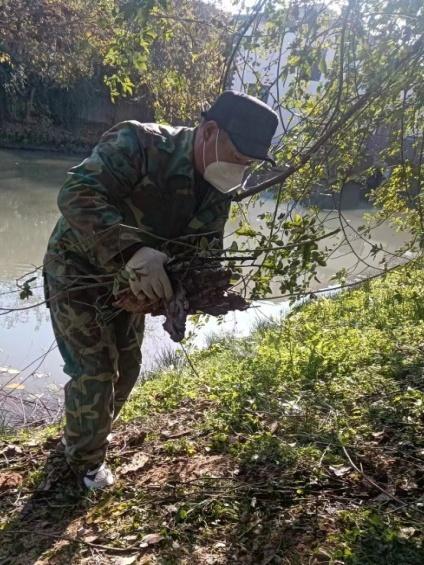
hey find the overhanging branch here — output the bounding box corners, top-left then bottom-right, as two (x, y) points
(233, 35), (424, 202)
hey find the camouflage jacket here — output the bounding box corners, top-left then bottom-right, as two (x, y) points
(44, 121), (232, 284)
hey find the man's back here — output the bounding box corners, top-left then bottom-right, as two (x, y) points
(45, 120), (231, 280)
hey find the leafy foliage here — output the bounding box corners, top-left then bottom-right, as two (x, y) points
(0, 0), (228, 123)
(0, 0), (116, 97)
(105, 0), (229, 121)
(220, 0), (424, 297)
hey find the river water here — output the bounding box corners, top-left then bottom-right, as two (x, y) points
(0, 148), (409, 426)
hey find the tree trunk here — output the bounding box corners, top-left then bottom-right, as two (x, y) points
(25, 86), (35, 122)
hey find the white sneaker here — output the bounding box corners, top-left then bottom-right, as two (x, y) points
(83, 463), (114, 489)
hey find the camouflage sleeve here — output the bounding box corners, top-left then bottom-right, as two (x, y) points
(57, 123), (147, 271)
(203, 198), (232, 250)
(185, 195), (232, 252)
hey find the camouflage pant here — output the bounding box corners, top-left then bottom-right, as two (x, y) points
(45, 272), (144, 473)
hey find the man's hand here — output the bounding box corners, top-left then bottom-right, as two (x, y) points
(125, 247), (173, 302)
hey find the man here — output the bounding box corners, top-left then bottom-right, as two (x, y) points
(43, 90), (278, 489)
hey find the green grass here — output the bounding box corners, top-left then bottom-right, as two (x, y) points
(123, 261), (424, 455)
(120, 261), (424, 561)
(1, 261), (423, 563)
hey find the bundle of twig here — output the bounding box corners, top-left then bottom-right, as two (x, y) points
(113, 263), (249, 342)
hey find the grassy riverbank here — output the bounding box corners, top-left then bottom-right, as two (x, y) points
(1, 262), (423, 563)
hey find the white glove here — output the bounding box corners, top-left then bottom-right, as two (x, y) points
(125, 247), (173, 302)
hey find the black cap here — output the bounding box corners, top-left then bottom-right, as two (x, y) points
(201, 90), (278, 165)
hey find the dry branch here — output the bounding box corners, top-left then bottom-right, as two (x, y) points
(114, 264), (249, 342)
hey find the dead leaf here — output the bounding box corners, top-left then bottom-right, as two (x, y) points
(83, 535), (99, 543)
(160, 429), (192, 439)
(139, 533), (164, 548)
(5, 383), (25, 390)
(268, 421), (279, 433)
(138, 454), (232, 485)
(119, 453), (150, 476)
(164, 504), (178, 514)
(0, 444), (23, 457)
(0, 367), (20, 375)
(399, 527), (416, 539)
(166, 419), (179, 427)
(399, 477), (418, 491)
(114, 556), (139, 565)
(0, 471), (23, 491)
(329, 464), (351, 477)
(138, 557), (155, 565)
(214, 542), (226, 549)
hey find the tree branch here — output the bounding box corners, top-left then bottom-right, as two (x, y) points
(234, 35), (424, 201)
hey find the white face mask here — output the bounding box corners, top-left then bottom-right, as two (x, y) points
(202, 130), (248, 194)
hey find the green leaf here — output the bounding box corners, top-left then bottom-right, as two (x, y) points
(20, 288), (33, 300)
(199, 237), (209, 251)
(235, 224), (258, 237)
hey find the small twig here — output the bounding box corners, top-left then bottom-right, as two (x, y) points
(180, 343), (201, 380)
(340, 444), (406, 507)
(3, 528), (142, 554)
(386, 500), (424, 515)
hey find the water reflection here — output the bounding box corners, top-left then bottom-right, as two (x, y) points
(0, 149), (77, 280)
